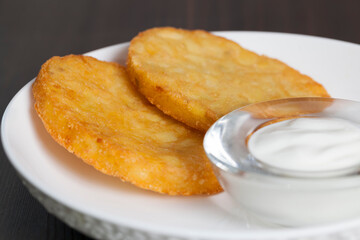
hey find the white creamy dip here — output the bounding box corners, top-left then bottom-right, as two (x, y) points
(248, 117), (360, 173)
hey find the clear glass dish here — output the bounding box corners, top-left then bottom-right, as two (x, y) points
(204, 97), (360, 226)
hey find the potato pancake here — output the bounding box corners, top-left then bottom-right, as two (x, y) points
(127, 27), (330, 132)
(32, 55), (222, 195)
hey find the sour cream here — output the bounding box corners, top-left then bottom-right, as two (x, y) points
(248, 117), (360, 175)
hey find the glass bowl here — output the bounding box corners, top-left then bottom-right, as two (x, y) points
(204, 97), (360, 226)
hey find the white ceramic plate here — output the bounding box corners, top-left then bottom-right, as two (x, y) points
(2, 32), (360, 240)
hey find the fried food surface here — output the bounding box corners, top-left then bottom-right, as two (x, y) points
(127, 27), (330, 132)
(32, 55), (222, 195)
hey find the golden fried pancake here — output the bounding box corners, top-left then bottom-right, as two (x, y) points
(127, 27), (330, 132)
(32, 55), (222, 195)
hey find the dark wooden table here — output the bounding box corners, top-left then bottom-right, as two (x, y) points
(1, 0), (359, 239)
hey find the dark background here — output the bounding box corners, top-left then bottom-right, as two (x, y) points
(1, 0), (359, 239)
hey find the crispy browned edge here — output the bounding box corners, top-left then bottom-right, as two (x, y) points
(32, 55), (223, 196)
(126, 27), (330, 132)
